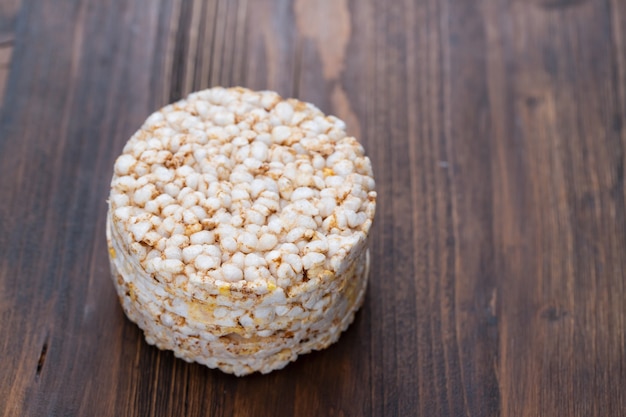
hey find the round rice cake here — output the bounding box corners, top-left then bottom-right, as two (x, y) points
(106, 87), (376, 376)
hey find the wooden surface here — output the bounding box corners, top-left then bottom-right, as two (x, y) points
(1, 0), (625, 415)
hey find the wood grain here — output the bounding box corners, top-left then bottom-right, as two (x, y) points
(1, 0), (625, 415)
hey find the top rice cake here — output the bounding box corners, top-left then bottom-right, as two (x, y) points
(107, 87), (376, 375)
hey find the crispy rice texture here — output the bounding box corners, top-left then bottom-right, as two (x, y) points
(107, 87), (376, 375)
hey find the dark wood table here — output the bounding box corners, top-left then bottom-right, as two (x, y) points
(2, 0), (625, 415)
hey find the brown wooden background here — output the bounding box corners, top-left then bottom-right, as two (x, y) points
(1, 0), (625, 415)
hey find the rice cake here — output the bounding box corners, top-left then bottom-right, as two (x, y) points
(107, 87), (376, 375)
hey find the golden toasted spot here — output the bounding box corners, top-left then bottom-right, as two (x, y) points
(185, 223), (203, 235)
(221, 326), (244, 335)
(218, 284), (230, 295)
(320, 269), (335, 280)
(108, 245), (116, 259)
(267, 281), (277, 292)
(293, 101), (308, 112)
(127, 282), (137, 302)
(323, 167), (334, 177)
(327, 213), (338, 229)
(188, 300), (216, 323)
(276, 348), (292, 361)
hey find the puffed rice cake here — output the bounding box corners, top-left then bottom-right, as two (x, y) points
(107, 87), (376, 376)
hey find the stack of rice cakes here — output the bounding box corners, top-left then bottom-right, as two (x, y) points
(107, 87), (376, 376)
